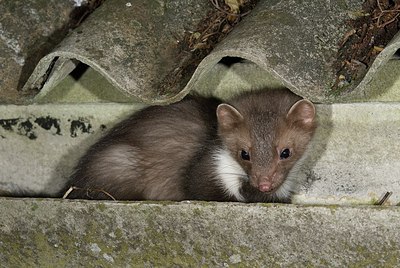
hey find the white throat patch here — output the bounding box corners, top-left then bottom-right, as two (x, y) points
(213, 149), (246, 202)
(273, 146), (311, 201)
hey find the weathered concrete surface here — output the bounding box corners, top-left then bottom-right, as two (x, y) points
(0, 0), (92, 103)
(294, 102), (400, 206)
(0, 103), (144, 196)
(23, 0), (214, 104)
(19, 0), (400, 105)
(185, 0), (400, 103)
(0, 199), (399, 267)
(0, 101), (399, 205)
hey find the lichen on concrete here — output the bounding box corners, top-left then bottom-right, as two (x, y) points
(1, 198), (400, 266)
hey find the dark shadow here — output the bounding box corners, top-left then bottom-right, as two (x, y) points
(219, 57), (245, 67)
(70, 63), (90, 80)
(392, 48), (400, 59)
(297, 104), (334, 193)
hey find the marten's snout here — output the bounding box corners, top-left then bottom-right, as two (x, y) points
(253, 171), (279, 193)
(258, 181), (273, 192)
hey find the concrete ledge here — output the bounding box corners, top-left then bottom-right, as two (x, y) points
(1, 102), (399, 204)
(0, 198), (399, 266)
(295, 102), (400, 205)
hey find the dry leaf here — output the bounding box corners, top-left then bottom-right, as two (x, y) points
(373, 46), (384, 52)
(224, 0), (244, 13)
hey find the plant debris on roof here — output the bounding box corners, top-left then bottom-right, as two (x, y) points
(157, 0), (259, 96)
(333, 0), (400, 93)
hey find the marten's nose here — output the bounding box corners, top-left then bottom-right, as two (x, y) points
(258, 181), (272, 192)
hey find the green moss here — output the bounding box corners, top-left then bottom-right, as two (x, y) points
(1, 234), (28, 265)
(327, 204), (339, 214)
(348, 244), (399, 267)
(114, 228), (123, 240)
(133, 226), (200, 266)
(96, 203), (107, 212)
(258, 202), (279, 208)
(193, 207), (202, 216)
(2, 199), (400, 266)
(369, 197), (379, 205)
(31, 203), (39, 211)
(336, 0), (349, 10)
(33, 232), (67, 267)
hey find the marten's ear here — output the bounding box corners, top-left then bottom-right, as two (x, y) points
(217, 104), (244, 130)
(286, 99), (316, 128)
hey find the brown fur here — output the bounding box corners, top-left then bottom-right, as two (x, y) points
(218, 90), (316, 201)
(65, 96), (221, 200)
(64, 89), (316, 202)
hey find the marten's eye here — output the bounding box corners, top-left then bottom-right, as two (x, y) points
(280, 148), (291, 159)
(240, 150), (250, 161)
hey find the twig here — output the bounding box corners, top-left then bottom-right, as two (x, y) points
(378, 13), (400, 28)
(373, 0), (400, 28)
(62, 186), (116, 201)
(374, 191), (392, 205)
(340, 29), (356, 47)
(62, 186), (75, 199)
